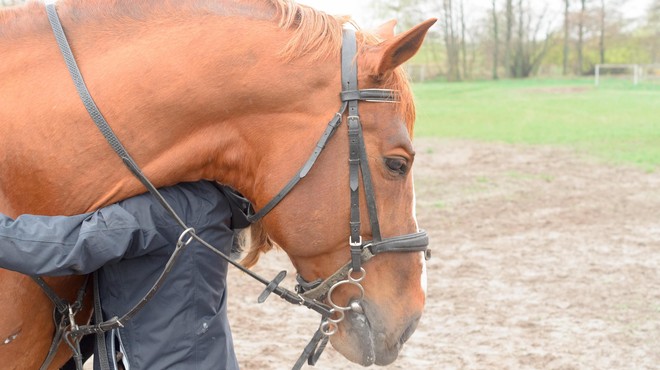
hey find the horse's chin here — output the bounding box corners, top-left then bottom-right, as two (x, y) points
(330, 299), (420, 366)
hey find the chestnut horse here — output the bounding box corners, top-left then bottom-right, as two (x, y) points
(0, 0), (435, 368)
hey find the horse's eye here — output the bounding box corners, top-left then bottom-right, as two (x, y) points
(385, 157), (409, 175)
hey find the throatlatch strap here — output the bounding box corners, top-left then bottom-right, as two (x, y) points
(247, 104), (347, 223)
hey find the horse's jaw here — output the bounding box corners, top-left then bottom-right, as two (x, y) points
(329, 298), (421, 366)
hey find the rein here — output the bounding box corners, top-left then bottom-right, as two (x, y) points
(35, 2), (430, 369)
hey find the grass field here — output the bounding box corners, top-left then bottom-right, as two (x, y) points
(412, 78), (660, 170)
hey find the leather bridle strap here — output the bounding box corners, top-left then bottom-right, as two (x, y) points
(340, 89), (398, 102)
(299, 231), (429, 301)
(246, 104), (346, 223)
(44, 0), (189, 235)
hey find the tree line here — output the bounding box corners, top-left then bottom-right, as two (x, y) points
(370, 0), (659, 81)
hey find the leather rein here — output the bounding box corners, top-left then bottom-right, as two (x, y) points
(34, 2), (430, 369)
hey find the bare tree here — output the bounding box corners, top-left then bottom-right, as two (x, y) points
(492, 0), (499, 79)
(514, 0), (524, 77)
(576, 0), (586, 74)
(442, 0), (461, 81)
(511, 1), (553, 78)
(504, 0), (514, 77)
(460, 0), (468, 79)
(599, 0), (606, 63)
(651, 0), (660, 63)
(563, 0), (570, 75)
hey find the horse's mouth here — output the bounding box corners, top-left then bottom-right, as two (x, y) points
(335, 299), (420, 366)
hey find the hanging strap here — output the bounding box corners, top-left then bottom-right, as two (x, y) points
(292, 326), (329, 370)
(93, 271), (112, 370)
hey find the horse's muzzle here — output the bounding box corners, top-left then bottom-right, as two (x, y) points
(331, 298), (422, 366)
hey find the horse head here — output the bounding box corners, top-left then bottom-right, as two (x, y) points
(240, 18), (436, 366)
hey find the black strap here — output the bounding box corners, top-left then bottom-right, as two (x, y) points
(369, 230), (429, 254)
(343, 29), (363, 273)
(247, 107), (345, 223)
(38, 306), (67, 370)
(31, 276), (68, 314)
(45, 1), (190, 232)
(356, 123), (382, 242)
(292, 327), (329, 370)
(32, 275), (89, 370)
(347, 115), (362, 272)
(93, 271), (112, 370)
(340, 89), (398, 102)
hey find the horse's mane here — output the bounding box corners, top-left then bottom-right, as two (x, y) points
(2, 0), (415, 268)
(2, 0), (414, 125)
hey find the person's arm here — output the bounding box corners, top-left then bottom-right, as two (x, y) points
(0, 205), (143, 276)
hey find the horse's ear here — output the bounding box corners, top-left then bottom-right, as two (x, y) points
(366, 18), (437, 76)
(372, 19), (398, 40)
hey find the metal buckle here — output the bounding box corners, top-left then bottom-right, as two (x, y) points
(176, 227), (196, 249)
(349, 235), (362, 247)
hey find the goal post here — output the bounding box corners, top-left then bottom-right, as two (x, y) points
(594, 64), (641, 86)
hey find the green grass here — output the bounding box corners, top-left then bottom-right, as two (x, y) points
(412, 78), (660, 169)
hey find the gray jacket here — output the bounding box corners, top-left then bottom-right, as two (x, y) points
(0, 181), (239, 370)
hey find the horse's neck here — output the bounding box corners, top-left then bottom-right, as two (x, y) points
(0, 10), (338, 216)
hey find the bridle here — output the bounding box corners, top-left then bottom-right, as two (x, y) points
(35, 3), (430, 369)
(246, 28), (430, 338)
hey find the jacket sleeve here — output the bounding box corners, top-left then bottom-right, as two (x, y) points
(0, 205), (143, 276)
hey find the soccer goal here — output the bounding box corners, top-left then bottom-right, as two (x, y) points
(594, 64), (641, 86)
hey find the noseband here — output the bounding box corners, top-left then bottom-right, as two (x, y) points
(246, 29), (430, 336)
(41, 3), (429, 368)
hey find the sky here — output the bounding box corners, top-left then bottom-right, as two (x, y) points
(297, 0), (654, 29)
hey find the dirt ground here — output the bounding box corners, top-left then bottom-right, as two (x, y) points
(226, 138), (660, 370)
